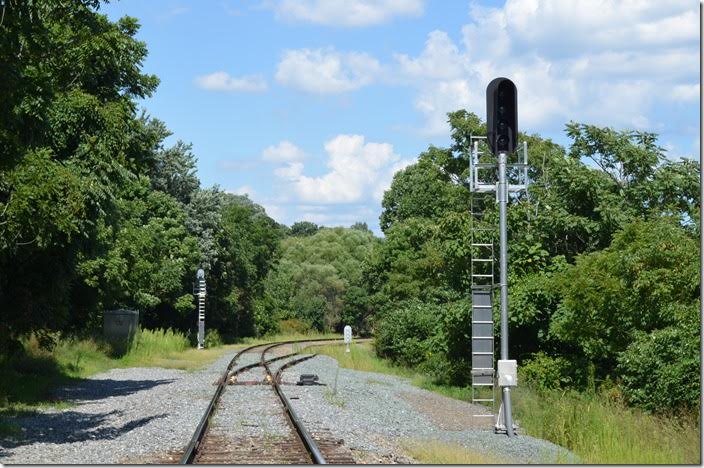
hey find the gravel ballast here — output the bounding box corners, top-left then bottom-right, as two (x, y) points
(0, 351), (237, 464)
(280, 354), (579, 464)
(0, 345), (577, 464)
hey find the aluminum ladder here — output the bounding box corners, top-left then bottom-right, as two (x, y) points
(468, 135), (498, 422)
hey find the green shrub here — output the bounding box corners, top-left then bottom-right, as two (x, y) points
(520, 351), (574, 390)
(277, 318), (312, 335)
(617, 313), (700, 413)
(204, 329), (223, 348)
(375, 299), (474, 385)
(375, 300), (439, 368)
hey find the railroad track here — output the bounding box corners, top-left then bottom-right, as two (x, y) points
(179, 339), (357, 464)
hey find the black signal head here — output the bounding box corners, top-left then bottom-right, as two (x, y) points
(486, 77), (517, 155)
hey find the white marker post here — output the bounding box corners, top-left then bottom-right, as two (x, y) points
(343, 325), (352, 353)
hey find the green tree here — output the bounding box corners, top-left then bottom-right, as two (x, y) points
(260, 227), (378, 333)
(0, 2), (160, 350)
(290, 221), (320, 237)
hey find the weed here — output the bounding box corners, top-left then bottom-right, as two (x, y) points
(323, 389), (346, 408)
(401, 439), (506, 464)
(365, 378), (392, 387)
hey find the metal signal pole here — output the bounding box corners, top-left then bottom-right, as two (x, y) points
(497, 150), (514, 437)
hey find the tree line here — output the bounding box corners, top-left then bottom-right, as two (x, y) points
(0, 1), (282, 352)
(369, 111), (700, 413)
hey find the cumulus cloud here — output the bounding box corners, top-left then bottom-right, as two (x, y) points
(194, 71), (267, 93)
(228, 185), (257, 198)
(385, 0), (698, 135)
(262, 140), (306, 163)
(272, 135), (414, 204)
(671, 84), (699, 101)
(274, 162), (304, 179)
(395, 30), (469, 81)
(276, 48), (382, 94)
(273, 0), (424, 27)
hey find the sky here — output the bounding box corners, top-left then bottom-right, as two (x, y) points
(102, 0), (700, 236)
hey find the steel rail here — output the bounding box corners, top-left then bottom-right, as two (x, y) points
(261, 343), (327, 464)
(179, 342), (266, 464)
(180, 337), (343, 464)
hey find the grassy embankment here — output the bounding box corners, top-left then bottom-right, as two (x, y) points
(0, 328), (223, 419)
(308, 341), (701, 465)
(0, 328), (337, 422)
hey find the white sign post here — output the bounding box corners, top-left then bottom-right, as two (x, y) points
(343, 325), (352, 353)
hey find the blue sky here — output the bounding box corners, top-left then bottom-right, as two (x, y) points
(102, 0), (699, 235)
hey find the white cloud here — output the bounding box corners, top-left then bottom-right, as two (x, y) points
(262, 140), (306, 163)
(300, 212), (332, 223)
(395, 31), (469, 81)
(463, 0), (696, 59)
(383, 0), (698, 136)
(262, 203), (286, 223)
(228, 185), (257, 198)
(671, 84), (699, 101)
(414, 79), (478, 136)
(272, 134), (414, 204)
(274, 162), (304, 179)
(273, 0), (424, 27)
(276, 48), (381, 94)
(194, 71), (267, 93)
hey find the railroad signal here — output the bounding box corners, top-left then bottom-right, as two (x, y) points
(196, 268), (206, 349)
(486, 77), (517, 155)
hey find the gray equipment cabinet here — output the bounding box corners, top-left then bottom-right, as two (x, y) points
(103, 309), (139, 353)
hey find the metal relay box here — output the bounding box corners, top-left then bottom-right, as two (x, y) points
(498, 359), (517, 387)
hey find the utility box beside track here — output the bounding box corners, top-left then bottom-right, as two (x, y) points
(103, 309), (139, 353)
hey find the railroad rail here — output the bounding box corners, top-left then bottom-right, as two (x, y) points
(179, 338), (355, 464)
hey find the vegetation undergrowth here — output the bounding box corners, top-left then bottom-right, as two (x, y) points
(237, 330), (341, 347)
(401, 439), (507, 464)
(0, 328), (229, 420)
(312, 340), (701, 465)
(512, 386), (700, 464)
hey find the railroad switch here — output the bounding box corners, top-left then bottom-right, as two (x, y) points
(296, 374), (322, 385)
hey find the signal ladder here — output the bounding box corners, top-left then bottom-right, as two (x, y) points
(469, 136), (497, 422)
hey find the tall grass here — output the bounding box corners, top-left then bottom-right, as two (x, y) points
(513, 386), (701, 464)
(401, 439), (507, 464)
(238, 330), (341, 347)
(303, 341), (415, 377)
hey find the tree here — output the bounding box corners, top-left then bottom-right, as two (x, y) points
(290, 221), (319, 237)
(206, 195), (282, 338)
(259, 227), (378, 333)
(149, 137), (200, 205)
(76, 177), (200, 329)
(0, 2), (160, 351)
